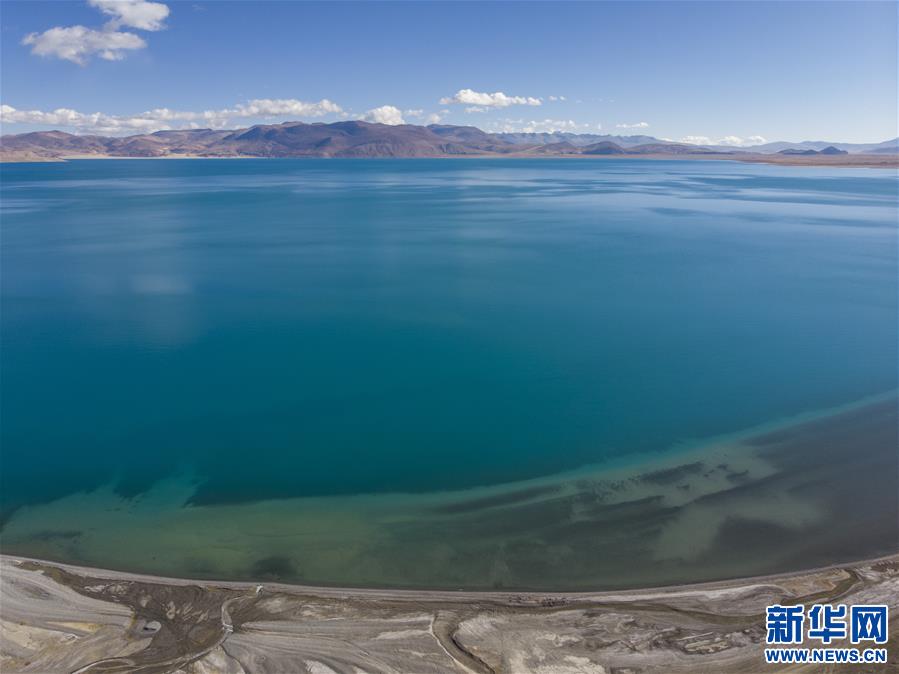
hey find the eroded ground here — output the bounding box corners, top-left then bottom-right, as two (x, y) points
(1, 554), (897, 674)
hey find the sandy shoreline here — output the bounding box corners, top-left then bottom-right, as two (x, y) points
(2, 552), (897, 673)
(3, 550), (898, 602)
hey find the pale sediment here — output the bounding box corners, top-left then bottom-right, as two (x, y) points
(1, 395), (896, 591)
(1, 553), (897, 673)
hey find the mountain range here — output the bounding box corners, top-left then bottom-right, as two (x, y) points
(1, 121), (897, 161)
(778, 146), (848, 156)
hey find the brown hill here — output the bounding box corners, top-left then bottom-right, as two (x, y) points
(527, 141), (580, 155)
(221, 121), (492, 157)
(426, 124), (514, 153)
(581, 141), (627, 155)
(0, 122), (512, 160)
(625, 143), (727, 155)
(1, 130), (111, 159)
(4, 122), (884, 162)
(0, 123), (691, 160)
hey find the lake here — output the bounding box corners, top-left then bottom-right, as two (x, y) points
(1, 158), (896, 589)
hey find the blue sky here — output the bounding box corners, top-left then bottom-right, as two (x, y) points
(1, 1), (896, 144)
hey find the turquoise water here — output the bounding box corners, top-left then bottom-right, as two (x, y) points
(0, 158), (897, 587)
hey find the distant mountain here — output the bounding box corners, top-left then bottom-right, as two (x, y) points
(625, 143), (728, 155)
(1, 130), (112, 158)
(216, 121), (498, 157)
(748, 138), (897, 154)
(581, 141), (627, 155)
(528, 141), (581, 155)
(426, 124), (511, 152)
(1, 122), (895, 161)
(0, 123), (716, 160)
(494, 132), (659, 148)
(0, 122), (510, 160)
(778, 145), (849, 156)
(778, 148), (819, 156)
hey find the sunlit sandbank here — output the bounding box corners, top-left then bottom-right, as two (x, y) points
(2, 393), (895, 590)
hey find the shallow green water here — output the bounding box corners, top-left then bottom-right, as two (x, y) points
(1, 158), (896, 587)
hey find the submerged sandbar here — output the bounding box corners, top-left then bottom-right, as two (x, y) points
(2, 395), (896, 591)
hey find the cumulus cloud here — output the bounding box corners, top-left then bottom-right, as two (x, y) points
(440, 89), (542, 108)
(616, 121), (649, 129)
(402, 109), (443, 124)
(89, 0), (169, 31)
(1, 98), (344, 135)
(22, 0), (169, 64)
(363, 105), (405, 125)
(22, 26), (147, 65)
(2, 104), (155, 134)
(490, 118), (596, 134)
(547, 95), (567, 102)
(232, 99), (342, 118)
(679, 135), (713, 145)
(717, 135), (768, 147)
(680, 134), (768, 147)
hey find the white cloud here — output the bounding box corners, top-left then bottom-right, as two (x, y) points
(679, 136), (713, 146)
(717, 134), (768, 147)
(489, 118), (596, 134)
(363, 105), (405, 125)
(22, 26), (146, 65)
(22, 0), (169, 64)
(680, 134), (768, 147)
(616, 121), (649, 129)
(231, 99), (342, 118)
(464, 106), (488, 114)
(404, 109), (443, 124)
(440, 89), (542, 108)
(547, 95), (567, 102)
(1, 98), (344, 135)
(89, 0), (169, 31)
(2, 104), (149, 133)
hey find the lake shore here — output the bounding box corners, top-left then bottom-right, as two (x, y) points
(1, 151), (897, 167)
(2, 552), (897, 673)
